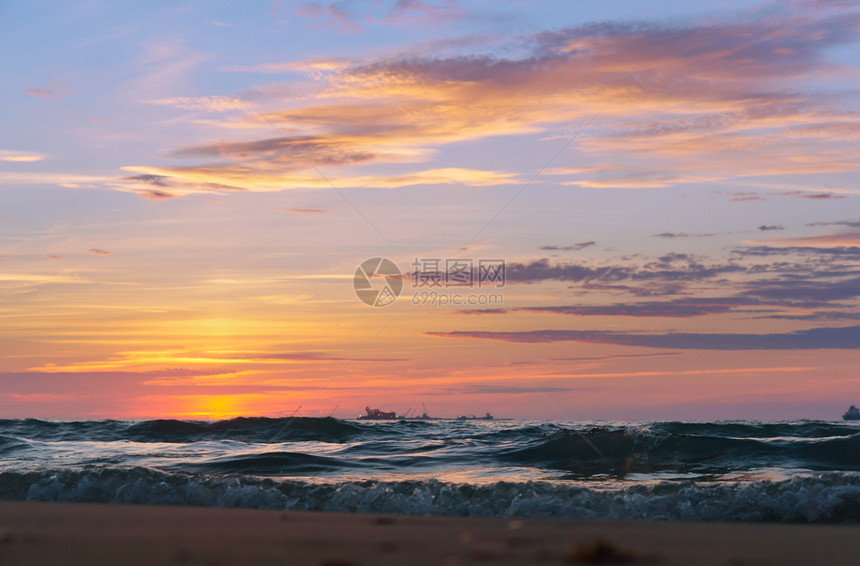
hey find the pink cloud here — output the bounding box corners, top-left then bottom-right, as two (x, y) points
(295, 2), (364, 33)
(21, 82), (72, 98)
(277, 208), (329, 214)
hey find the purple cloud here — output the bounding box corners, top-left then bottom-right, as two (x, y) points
(428, 325), (860, 350)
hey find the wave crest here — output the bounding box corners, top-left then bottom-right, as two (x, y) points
(2, 468), (859, 522)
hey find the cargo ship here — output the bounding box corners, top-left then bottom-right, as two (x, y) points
(843, 405), (860, 421)
(357, 406), (399, 420)
(456, 412), (494, 421)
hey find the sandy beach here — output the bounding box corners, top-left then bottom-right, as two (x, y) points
(0, 501), (857, 566)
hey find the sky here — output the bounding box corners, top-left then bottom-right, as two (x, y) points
(1, 0), (859, 420)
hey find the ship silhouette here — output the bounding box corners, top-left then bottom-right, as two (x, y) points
(356, 406), (398, 420)
(456, 412), (494, 421)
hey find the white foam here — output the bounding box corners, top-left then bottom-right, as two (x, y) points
(6, 468), (860, 522)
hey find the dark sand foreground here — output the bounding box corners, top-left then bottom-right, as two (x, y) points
(1, 501), (858, 565)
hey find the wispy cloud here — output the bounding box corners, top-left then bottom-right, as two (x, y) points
(654, 232), (717, 239)
(21, 82), (72, 98)
(555, 353), (681, 362)
(116, 166), (519, 196)
(145, 96), (249, 111)
(779, 191), (848, 200)
(517, 300), (739, 318)
(277, 208), (329, 214)
(807, 219), (860, 229)
(292, 1), (463, 33)
(734, 245), (860, 258)
(0, 150), (45, 162)
(219, 58), (351, 75)
(501, 257), (745, 284)
(541, 241), (596, 252)
(294, 2), (364, 33)
(384, 0), (463, 27)
(424, 383), (575, 396)
(429, 325), (860, 350)
(747, 231), (860, 248)
(722, 190), (855, 203)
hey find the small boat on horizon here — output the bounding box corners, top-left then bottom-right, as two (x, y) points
(456, 412), (494, 421)
(400, 402), (439, 421)
(844, 405), (860, 421)
(357, 406), (399, 420)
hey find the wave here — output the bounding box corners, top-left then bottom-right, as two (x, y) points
(500, 426), (860, 475)
(172, 451), (357, 475)
(2, 467), (859, 522)
(0, 434), (30, 456)
(2, 418), (855, 441)
(3, 418), (860, 481)
(0, 417), (366, 443)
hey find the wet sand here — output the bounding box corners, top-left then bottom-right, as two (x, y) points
(0, 500), (857, 565)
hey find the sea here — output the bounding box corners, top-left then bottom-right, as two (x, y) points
(2, 417), (860, 522)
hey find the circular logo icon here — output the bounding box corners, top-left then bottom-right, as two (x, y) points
(354, 257), (402, 307)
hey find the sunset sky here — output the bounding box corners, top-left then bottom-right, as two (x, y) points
(1, 0), (859, 420)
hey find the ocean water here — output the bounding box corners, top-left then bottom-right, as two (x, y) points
(2, 418), (860, 522)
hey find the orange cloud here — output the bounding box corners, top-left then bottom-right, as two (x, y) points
(0, 150), (45, 162)
(116, 165), (519, 196)
(105, 12), (860, 196)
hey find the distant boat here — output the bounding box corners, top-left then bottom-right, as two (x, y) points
(456, 412), (494, 421)
(357, 406), (398, 420)
(409, 402), (435, 420)
(408, 411), (434, 420)
(844, 405), (860, 421)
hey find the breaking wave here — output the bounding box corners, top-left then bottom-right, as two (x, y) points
(2, 418), (860, 522)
